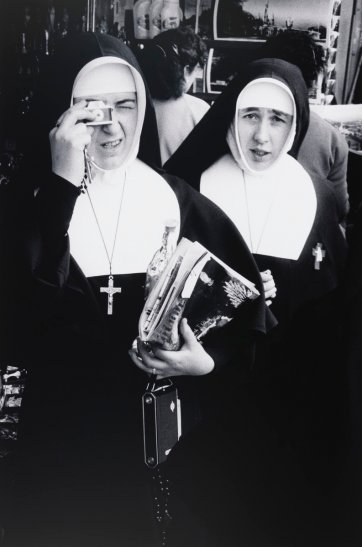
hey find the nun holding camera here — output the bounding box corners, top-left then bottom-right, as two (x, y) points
(2, 33), (268, 547)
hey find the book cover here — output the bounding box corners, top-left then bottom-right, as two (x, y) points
(139, 238), (259, 350)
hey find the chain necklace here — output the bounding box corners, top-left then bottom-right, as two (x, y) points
(83, 150), (126, 315)
(242, 171), (280, 255)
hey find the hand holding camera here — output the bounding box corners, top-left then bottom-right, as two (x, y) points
(49, 100), (98, 186)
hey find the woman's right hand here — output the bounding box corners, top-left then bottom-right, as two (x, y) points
(49, 100), (96, 186)
(129, 319), (214, 379)
(261, 269), (277, 306)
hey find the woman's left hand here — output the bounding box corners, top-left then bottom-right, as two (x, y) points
(128, 318), (215, 379)
(261, 269), (277, 306)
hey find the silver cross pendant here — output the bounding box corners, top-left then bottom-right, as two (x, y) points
(100, 275), (122, 315)
(312, 243), (326, 271)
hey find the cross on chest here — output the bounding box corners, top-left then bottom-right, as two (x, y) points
(100, 275), (122, 315)
(312, 243), (326, 270)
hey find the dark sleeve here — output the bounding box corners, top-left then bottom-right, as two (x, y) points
(298, 115), (349, 223)
(35, 174), (79, 286)
(17, 175), (80, 344)
(0, 176), (78, 361)
(328, 129), (349, 222)
(201, 305), (260, 372)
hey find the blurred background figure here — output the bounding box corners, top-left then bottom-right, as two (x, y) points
(138, 26), (210, 165)
(260, 31), (349, 225)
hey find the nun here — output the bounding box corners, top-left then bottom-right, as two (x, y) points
(1, 34), (268, 547)
(166, 59), (347, 332)
(165, 59), (350, 546)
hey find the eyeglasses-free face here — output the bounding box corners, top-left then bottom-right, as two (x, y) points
(237, 107), (293, 171)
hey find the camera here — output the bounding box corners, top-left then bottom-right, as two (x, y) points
(85, 100), (113, 126)
(142, 379), (181, 468)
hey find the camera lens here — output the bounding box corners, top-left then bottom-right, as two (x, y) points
(94, 109), (104, 121)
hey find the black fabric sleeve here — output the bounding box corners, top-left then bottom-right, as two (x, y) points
(35, 174), (80, 286)
(328, 132), (349, 223)
(19, 175), (81, 342)
(201, 311), (256, 373)
(0, 176), (78, 362)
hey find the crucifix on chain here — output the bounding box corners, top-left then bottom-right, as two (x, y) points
(312, 243), (326, 270)
(100, 275), (122, 315)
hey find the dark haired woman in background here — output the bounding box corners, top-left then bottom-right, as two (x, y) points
(137, 26), (210, 164)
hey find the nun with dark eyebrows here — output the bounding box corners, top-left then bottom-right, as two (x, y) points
(165, 59), (348, 388)
(166, 58), (347, 332)
(1, 33), (269, 547)
(165, 59), (350, 547)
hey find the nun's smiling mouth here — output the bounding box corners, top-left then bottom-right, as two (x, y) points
(101, 139), (122, 150)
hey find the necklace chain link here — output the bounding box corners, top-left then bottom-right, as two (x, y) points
(83, 150), (127, 276)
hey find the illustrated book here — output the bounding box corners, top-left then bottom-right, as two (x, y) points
(139, 237), (260, 350)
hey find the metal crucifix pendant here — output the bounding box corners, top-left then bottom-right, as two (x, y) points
(312, 243), (326, 270)
(100, 275), (122, 315)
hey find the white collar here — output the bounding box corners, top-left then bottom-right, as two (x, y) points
(201, 153), (316, 260)
(68, 159), (181, 276)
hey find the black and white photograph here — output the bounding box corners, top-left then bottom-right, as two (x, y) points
(0, 1), (362, 546)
